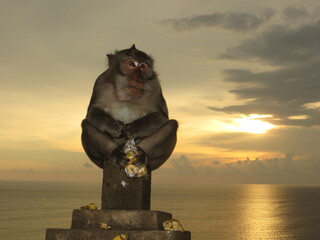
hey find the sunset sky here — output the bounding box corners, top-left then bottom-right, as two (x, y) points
(1, 0), (320, 184)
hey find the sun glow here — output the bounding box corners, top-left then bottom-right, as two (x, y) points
(225, 114), (275, 134)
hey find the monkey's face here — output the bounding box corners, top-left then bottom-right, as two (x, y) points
(117, 58), (153, 100)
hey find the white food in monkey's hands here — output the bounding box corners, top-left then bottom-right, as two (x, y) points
(123, 139), (148, 178)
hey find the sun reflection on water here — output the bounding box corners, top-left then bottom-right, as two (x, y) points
(237, 185), (291, 239)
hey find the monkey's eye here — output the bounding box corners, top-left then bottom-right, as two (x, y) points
(129, 61), (136, 67)
(139, 63), (145, 68)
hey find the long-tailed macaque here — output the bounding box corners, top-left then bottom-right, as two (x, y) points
(81, 45), (178, 171)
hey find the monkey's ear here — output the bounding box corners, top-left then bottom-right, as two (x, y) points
(130, 44), (138, 54)
(107, 54), (115, 66)
(130, 44), (136, 51)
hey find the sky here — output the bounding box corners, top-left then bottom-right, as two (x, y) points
(1, 0), (320, 184)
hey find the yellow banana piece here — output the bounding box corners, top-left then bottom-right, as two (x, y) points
(125, 152), (136, 163)
(163, 219), (185, 232)
(113, 234), (128, 240)
(99, 222), (111, 230)
(80, 203), (98, 210)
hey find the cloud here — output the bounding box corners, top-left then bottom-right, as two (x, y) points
(0, 148), (87, 162)
(167, 154), (320, 184)
(83, 162), (93, 168)
(209, 63), (320, 126)
(194, 127), (320, 156)
(161, 9), (274, 32)
(212, 20), (320, 127)
(0, 148), (90, 172)
(9, 168), (39, 173)
(219, 20), (320, 65)
(282, 6), (309, 21)
(170, 155), (196, 174)
(218, 154), (320, 184)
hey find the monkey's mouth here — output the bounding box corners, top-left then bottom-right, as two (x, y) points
(129, 86), (144, 93)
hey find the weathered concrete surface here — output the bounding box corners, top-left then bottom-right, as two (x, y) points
(46, 229), (191, 240)
(71, 210), (172, 230)
(102, 161), (151, 210)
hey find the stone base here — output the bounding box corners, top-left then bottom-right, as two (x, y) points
(45, 210), (191, 240)
(46, 229), (191, 240)
(71, 210), (172, 230)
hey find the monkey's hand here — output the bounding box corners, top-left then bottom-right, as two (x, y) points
(134, 147), (148, 167)
(105, 119), (125, 138)
(87, 108), (125, 138)
(111, 144), (129, 169)
(125, 112), (168, 139)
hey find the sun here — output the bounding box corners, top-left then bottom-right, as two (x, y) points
(225, 114), (275, 134)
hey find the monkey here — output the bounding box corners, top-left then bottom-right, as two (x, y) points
(81, 45), (178, 172)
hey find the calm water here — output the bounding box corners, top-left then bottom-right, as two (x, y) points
(0, 181), (320, 240)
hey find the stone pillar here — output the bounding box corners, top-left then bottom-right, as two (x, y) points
(102, 161), (151, 210)
(45, 161), (192, 240)
(46, 148), (192, 239)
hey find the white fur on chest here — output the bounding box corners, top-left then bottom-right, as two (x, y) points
(108, 104), (147, 124)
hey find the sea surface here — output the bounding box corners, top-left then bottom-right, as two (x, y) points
(0, 181), (320, 240)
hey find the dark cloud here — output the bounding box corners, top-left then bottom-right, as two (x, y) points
(213, 20), (320, 126)
(171, 155), (197, 174)
(167, 154), (320, 184)
(217, 154), (320, 184)
(282, 6), (309, 21)
(83, 162), (93, 168)
(161, 9), (274, 32)
(210, 61), (320, 126)
(219, 21), (320, 65)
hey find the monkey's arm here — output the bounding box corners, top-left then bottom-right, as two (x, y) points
(125, 112), (168, 139)
(125, 92), (169, 139)
(86, 107), (125, 138)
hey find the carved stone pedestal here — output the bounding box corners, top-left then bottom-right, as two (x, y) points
(45, 159), (191, 239)
(46, 210), (191, 240)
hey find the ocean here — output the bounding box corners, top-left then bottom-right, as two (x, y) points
(0, 181), (320, 240)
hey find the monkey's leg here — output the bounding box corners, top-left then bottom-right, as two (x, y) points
(137, 119), (178, 170)
(81, 119), (121, 168)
